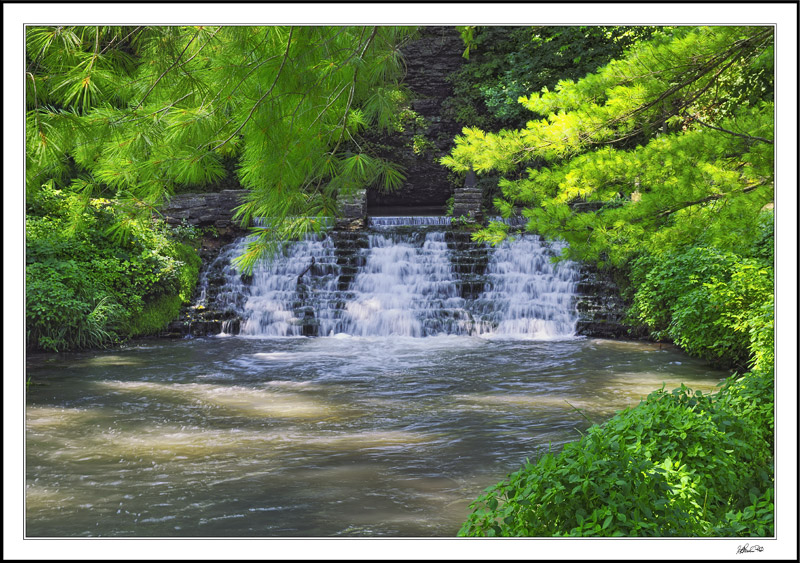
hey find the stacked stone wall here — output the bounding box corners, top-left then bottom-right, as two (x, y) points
(366, 26), (466, 213)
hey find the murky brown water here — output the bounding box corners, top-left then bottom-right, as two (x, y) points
(25, 335), (728, 537)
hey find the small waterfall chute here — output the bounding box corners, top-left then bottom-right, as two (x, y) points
(199, 217), (580, 339)
(338, 230), (469, 337)
(472, 236), (578, 339)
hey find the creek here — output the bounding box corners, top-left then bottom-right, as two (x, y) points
(25, 218), (729, 537)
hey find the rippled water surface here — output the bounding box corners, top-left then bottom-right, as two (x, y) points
(26, 335), (728, 537)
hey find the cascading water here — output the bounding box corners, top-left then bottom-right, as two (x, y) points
(199, 217), (580, 339)
(195, 234), (344, 337)
(472, 237), (579, 339)
(338, 230), (470, 337)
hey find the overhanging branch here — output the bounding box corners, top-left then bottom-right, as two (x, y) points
(133, 27), (202, 111)
(691, 117), (773, 145)
(652, 180), (770, 219)
(205, 27), (295, 153)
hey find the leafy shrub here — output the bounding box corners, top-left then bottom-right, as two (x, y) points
(459, 374), (774, 537)
(746, 298), (774, 376)
(629, 247), (773, 370)
(26, 260), (121, 351)
(26, 200), (201, 351)
(128, 293), (183, 337)
(751, 210), (774, 266)
(128, 242), (201, 337)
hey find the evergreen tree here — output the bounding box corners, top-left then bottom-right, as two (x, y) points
(449, 25), (661, 130)
(442, 26), (774, 267)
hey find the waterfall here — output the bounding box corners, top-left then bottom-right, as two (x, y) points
(200, 218), (580, 339)
(472, 237), (579, 339)
(238, 235), (341, 337)
(338, 231), (471, 337)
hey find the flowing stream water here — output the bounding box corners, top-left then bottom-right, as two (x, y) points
(25, 218), (729, 537)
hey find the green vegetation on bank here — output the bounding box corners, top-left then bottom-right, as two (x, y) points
(629, 228), (774, 372)
(26, 185), (201, 352)
(459, 367), (774, 537)
(443, 25), (774, 537)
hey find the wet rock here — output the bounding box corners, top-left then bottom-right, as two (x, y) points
(573, 264), (647, 339)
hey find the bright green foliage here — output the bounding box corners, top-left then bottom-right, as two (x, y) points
(459, 372), (774, 537)
(127, 241), (202, 336)
(127, 293), (183, 337)
(442, 26), (774, 268)
(26, 25), (415, 271)
(629, 236), (774, 370)
(26, 189), (201, 352)
(446, 26), (661, 130)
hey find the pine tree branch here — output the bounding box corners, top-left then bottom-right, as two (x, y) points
(522, 28), (774, 157)
(199, 51), (282, 112)
(86, 26), (100, 75)
(617, 28), (773, 127)
(330, 27), (378, 157)
(27, 72), (39, 112)
(175, 26), (221, 69)
(205, 27), (295, 153)
(132, 27), (202, 111)
(691, 117), (773, 144)
(99, 26), (143, 55)
(575, 179), (772, 232)
(651, 180), (770, 219)
(611, 179), (769, 229)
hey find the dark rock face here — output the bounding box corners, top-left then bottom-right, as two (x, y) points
(160, 189), (251, 260)
(366, 26), (466, 214)
(161, 189), (249, 234)
(573, 264), (646, 339)
(159, 191), (248, 338)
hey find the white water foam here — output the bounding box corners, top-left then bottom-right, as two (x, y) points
(204, 219), (579, 339)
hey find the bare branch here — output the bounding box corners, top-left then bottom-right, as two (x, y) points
(651, 180), (770, 219)
(330, 27), (378, 157)
(132, 27), (202, 111)
(691, 117), (773, 145)
(99, 26), (143, 55)
(174, 26), (222, 69)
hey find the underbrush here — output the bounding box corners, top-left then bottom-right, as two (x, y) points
(629, 246), (773, 372)
(459, 368), (774, 537)
(26, 189), (201, 352)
